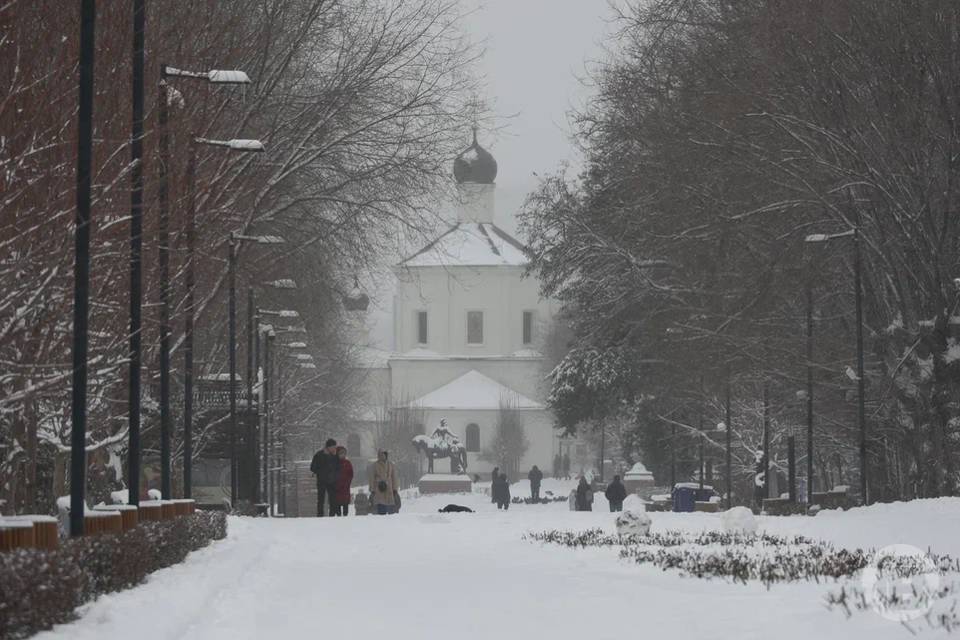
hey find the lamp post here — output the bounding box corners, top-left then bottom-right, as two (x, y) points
(156, 64), (251, 500)
(724, 378), (732, 509)
(255, 316), (300, 508)
(70, 0), (96, 538)
(127, 0), (146, 508)
(762, 384), (770, 501)
(805, 226), (867, 505)
(244, 276), (297, 502)
(181, 138), (264, 502)
(805, 275), (815, 502)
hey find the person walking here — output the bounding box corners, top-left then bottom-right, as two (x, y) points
(552, 453), (561, 479)
(333, 446), (354, 516)
(369, 450), (398, 515)
(562, 453), (571, 480)
(605, 475), (627, 512)
(575, 476), (594, 511)
(493, 472), (511, 510)
(528, 465), (543, 502)
(490, 466), (499, 503)
(310, 438), (339, 517)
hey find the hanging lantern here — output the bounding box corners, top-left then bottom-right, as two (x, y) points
(343, 276), (369, 312)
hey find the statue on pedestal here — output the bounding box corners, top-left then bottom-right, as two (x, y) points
(412, 418), (468, 474)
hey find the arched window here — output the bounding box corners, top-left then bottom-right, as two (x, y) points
(347, 433), (362, 457)
(465, 423), (480, 452)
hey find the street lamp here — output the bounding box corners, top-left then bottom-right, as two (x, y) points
(242, 272), (297, 502)
(180, 137), (265, 502)
(127, 0), (146, 509)
(70, 0), (96, 538)
(804, 226), (867, 505)
(157, 61), (252, 501)
(222, 232), (292, 503)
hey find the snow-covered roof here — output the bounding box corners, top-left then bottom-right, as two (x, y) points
(398, 222), (529, 268)
(624, 462), (653, 478)
(409, 370), (543, 410)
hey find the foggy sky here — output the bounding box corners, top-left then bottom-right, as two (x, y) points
(469, 0), (612, 236)
(367, 0), (612, 349)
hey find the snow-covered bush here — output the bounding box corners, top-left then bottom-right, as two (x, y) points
(615, 510), (652, 536)
(622, 494), (646, 512)
(721, 506), (757, 535)
(0, 511), (227, 639)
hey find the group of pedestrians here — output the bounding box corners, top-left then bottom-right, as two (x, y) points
(310, 439), (354, 516)
(311, 439), (401, 516)
(571, 474), (628, 512)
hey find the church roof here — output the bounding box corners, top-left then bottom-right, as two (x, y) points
(399, 222), (529, 268)
(409, 370), (543, 410)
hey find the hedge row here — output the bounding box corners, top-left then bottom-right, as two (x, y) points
(0, 511), (227, 640)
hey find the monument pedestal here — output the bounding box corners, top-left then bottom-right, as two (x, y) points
(418, 473), (472, 495)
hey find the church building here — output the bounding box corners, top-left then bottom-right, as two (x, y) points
(350, 131), (560, 482)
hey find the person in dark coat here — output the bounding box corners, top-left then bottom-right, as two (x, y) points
(333, 446), (354, 516)
(310, 438), (339, 516)
(575, 476), (594, 512)
(528, 465), (543, 501)
(605, 475), (627, 512)
(491, 467), (499, 503)
(493, 473), (511, 510)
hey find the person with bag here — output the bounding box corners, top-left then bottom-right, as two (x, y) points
(369, 449), (398, 515)
(310, 438), (339, 516)
(605, 475), (627, 512)
(333, 446), (354, 516)
(575, 476), (594, 511)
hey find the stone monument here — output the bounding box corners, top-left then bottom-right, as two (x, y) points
(413, 419), (472, 494)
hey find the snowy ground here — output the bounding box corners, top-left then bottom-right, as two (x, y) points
(35, 479), (960, 640)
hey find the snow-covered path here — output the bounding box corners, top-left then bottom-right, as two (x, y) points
(36, 485), (960, 640)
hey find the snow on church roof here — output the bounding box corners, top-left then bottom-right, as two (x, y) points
(409, 370), (543, 410)
(399, 222), (529, 268)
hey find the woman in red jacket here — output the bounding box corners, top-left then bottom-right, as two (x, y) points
(334, 446), (354, 516)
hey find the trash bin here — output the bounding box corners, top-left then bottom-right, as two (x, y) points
(672, 484), (697, 512)
(694, 487), (715, 503)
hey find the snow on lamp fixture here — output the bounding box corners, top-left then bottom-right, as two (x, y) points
(193, 137), (265, 153)
(163, 66), (251, 85)
(207, 70), (251, 84)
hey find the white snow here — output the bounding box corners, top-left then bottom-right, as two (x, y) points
(207, 70), (251, 84)
(615, 510), (652, 535)
(720, 506), (758, 535)
(33, 484), (960, 640)
(399, 223), (528, 268)
(622, 494), (647, 511)
(410, 369), (543, 410)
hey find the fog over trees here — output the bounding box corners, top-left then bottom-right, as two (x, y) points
(0, 0), (483, 511)
(523, 0), (960, 502)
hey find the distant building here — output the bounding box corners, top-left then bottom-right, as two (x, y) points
(348, 130), (561, 480)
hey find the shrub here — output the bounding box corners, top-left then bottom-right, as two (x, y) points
(0, 511), (227, 640)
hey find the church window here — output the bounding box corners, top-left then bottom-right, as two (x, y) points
(467, 311), (484, 345)
(522, 310), (534, 345)
(416, 310), (428, 345)
(465, 423), (480, 452)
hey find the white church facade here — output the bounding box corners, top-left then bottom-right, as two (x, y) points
(351, 131), (561, 481)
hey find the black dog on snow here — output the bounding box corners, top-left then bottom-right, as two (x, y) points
(438, 504), (474, 513)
